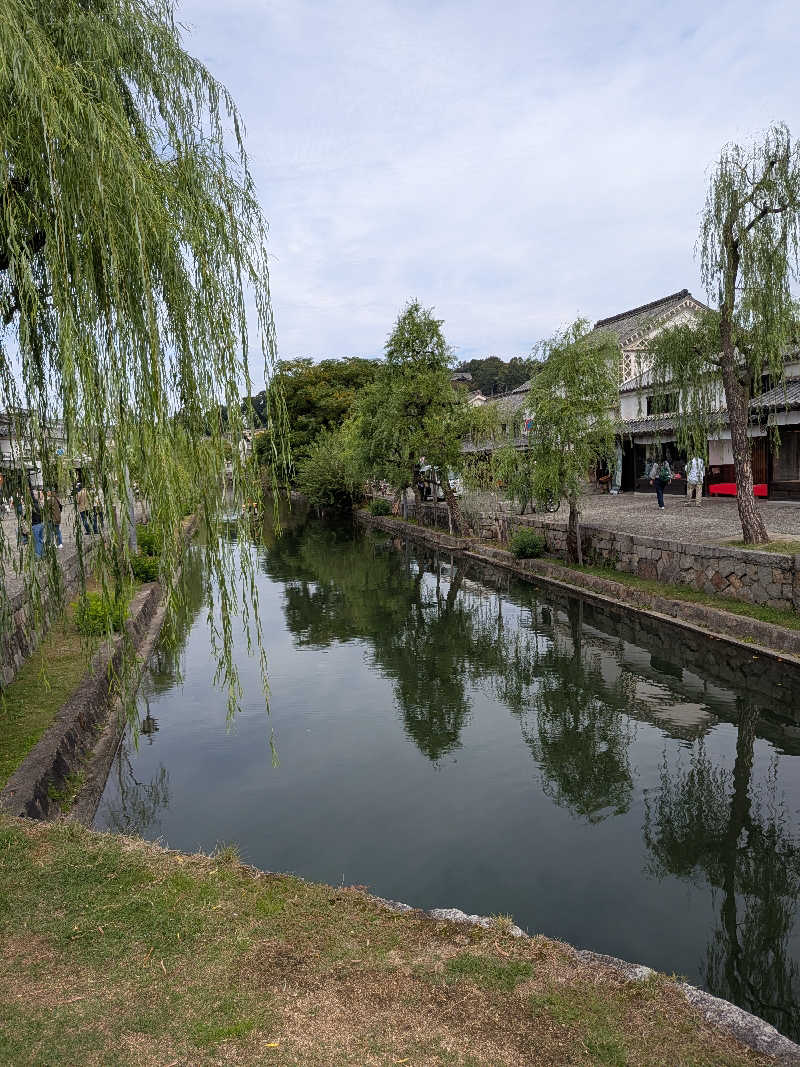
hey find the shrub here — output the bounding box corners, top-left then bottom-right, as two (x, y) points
(130, 555), (160, 582)
(135, 525), (162, 557)
(75, 592), (127, 636)
(368, 498), (391, 516)
(509, 529), (546, 559)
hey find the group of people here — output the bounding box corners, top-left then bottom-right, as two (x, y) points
(8, 482), (104, 559)
(648, 455), (705, 510)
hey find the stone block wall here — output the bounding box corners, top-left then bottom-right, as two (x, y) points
(1, 545), (96, 688)
(512, 517), (800, 613)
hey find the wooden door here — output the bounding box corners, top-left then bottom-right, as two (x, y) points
(751, 437), (768, 485)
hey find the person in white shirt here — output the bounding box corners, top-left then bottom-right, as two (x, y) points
(685, 455), (705, 507)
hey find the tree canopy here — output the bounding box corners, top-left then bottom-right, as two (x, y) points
(251, 357), (379, 469)
(455, 355), (531, 396)
(0, 0), (283, 712)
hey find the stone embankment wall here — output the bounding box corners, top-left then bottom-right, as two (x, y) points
(0, 582), (162, 820)
(357, 510), (800, 671)
(2, 544), (97, 688)
(513, 516), (800, 613)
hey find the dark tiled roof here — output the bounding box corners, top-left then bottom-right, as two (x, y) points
(750, 377), (800, 411)
(619, 412), (677, 436)
(594, 289), (709, 344)
(483, 379), (532, 417)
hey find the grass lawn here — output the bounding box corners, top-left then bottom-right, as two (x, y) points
(722, 539), (800, 555)
(0, 605), (90, 791)
(562, 562), (800, 632)
(0, 817), (774, 1067)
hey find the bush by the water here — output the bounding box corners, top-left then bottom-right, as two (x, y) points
(135, 525), (163, 557)
(368, 498), (391, 516)
(74, 592), (127, 636)
(130, 555), (160, 582)
(510, 529), (546, 559)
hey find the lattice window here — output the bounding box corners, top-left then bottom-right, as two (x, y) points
(620, 349), (635, 382)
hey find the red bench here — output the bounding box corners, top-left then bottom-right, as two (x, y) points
(708, 482), (767, 497)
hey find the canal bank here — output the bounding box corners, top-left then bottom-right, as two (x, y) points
(356, 509), (800, 667)
(0, 517), (198, 823)
(1, 813), (797, 1065)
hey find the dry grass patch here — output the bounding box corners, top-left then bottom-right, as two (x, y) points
(0, 816), (778, 1066)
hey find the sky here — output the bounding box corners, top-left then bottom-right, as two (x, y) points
(178, 0), (800, 384)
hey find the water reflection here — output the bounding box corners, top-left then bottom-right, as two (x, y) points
(102, 739), (170, 835)
(523, 602), (636, 823)
(644, 709), (800, 1033)
(96, 517), (800, 1039)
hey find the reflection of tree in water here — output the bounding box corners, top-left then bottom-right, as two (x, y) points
(145, 544), (208, 697)
(522, 600), (636, 823)
(103, 736), (170, 835)
(644, 701), (800, 1040)
(261, 524), (547, 762)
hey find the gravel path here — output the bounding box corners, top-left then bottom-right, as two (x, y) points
(531, 492), (800, 547)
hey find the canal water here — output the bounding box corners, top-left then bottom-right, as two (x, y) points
(95, 513), (800, 1040)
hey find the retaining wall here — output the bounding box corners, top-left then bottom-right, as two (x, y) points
(0, 581), (162, 820)
(512, 516), (800, 613)
(1, 543), (97, 688)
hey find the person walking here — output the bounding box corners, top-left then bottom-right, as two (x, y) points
(91, 485), (104, 531)
(684, 455), (705, 507)
(45, 488), (64, 548)
(76, 482), (93, 534)
(648, 458), (672, 510)
(31, 487), (45, 558)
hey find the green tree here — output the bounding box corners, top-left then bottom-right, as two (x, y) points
(355, 300), (457, 519)
(525, 320), (619, 563)
(649, 124), (800, 544)
(0, 0), (283, 712)
(295, 421), (364, 511)
(456, 355), (531, 396)
(251, 357), (379, 468)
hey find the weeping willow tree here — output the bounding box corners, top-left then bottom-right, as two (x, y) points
(649, 124), (800, 544)
(0, 0), (287, 714)
(525, 319), (619, 564)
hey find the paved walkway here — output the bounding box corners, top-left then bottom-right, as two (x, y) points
(530, 492), (800, 547)
(1, 501), (99, 601)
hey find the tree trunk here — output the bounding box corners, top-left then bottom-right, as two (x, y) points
(720, 353), (768, 544)
(412, 479), (422, 522)
(440, 476), (462, 536)
(719, 218), (768, 545)
(567, 494), (582, 565)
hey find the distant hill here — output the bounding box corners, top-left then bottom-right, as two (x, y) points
(456, 356), (531, 396)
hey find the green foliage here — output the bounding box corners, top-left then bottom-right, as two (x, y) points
(524, 320), (619, 561)
(699, 123), (800, 370)
(135, 526), (162, 558)
(250, 357), (379, 469)
(354, 300), (488, 533)
(0, 0), (284, 719)
(130, 555), (160, 583)
(74, 593), (127, 636)
(455, 355), (532, 396)
(368, 498), (391, 516)
(509, 529), (546, 559)
(296, 423), (364, 510)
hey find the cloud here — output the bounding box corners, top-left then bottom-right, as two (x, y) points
(178, 0), (800, 384)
